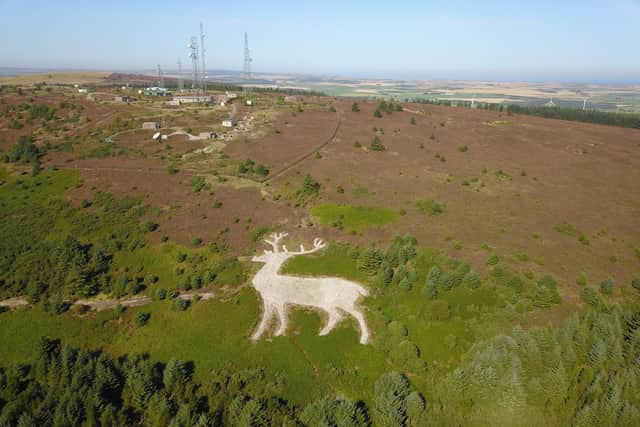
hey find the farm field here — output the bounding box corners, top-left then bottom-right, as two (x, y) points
(218, 72), (640, 113)
(0, 72), (639, 425)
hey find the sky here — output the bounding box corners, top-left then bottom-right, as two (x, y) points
(0, 0), (639, 83)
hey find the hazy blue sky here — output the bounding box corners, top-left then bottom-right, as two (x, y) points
(1, 0), (639, 82)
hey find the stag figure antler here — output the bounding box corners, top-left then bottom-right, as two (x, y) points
(263, 232), (288, 253)
(289, 238), (326, 255)
(262, 233), (326, 255)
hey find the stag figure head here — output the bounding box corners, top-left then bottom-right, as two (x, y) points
(251, 232), (326, 263)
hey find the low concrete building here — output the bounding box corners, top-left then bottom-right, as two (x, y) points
(284, 95), (298, 103)
(172, 95), (213, 105)
(213, 94), (229, 106)
(78, 88), (88, 94)
(114, 96), (134, 103)
(222, 118), (236, 128)
(139, 87), (170, 97)
(199, 132), (218, 140)
(142, 122), (160, 130)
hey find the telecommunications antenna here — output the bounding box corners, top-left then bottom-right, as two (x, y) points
(177, 58), (184, 92)
(188, 37), (200, 91)
(157, 64), (164, 88)
(243, 32), (253, 96)
(200, 23), (207, 95)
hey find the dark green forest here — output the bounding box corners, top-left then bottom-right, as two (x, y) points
(1, 304), (639, 426)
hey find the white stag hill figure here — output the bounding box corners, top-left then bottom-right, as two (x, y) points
(250, 232), (370, 344)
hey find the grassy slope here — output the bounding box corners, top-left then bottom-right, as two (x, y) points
(0, 166), (607, 411)
(0, 288), (386, 407)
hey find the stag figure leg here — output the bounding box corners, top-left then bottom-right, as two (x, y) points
(274, 303), (288, 336)
(348, 308), (370, 345)
(251, 301), (275, 341)
(319, 309), (343, 336)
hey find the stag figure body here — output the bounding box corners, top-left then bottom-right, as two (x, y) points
(251, 233), (370, 344)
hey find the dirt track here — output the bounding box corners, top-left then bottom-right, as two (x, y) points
(0, 291), (214, 311)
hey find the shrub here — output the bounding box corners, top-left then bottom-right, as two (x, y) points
(134, 311), (151, 327)
(508, 275), (524, 293)
(374, 109), (383, 118)
(294, 174), (320, 206)
(600, 277), (615, 295)
(154, 288), (167, 301)
(554, 222), (590, 245)
(4, 135), (40, 163)
(374, 373), (411, 426)
(581, 286), (603, 308)
(410, 117), (416, 125)
(357, 248), (383, 274)
(191, 176), (208, 192)
(8, 118), (24, 129)
(73, 304), (90, 315)
(533, 285), (555, 308)
(191, 237), (203, 246)
(398, 277), (412, 292)
(458, 145), (468, 152)
(254, 164), (269, 176)
(171, 297), (189, 311)
(52, 297), (71, 314)
(406, 392), (425, 419)
(376, 263), (394, 287)
(167, 165), (179, 175)
(576, 272), (588, 287)
(463, 271), (481, 289)
(351, 102), (360, 112)
(143, 221), (158, 232)
(370, 135), (385, 151)
(416, 199), (445, 216)
(487, 255), (500, 266)
(538, 274), (558, 290)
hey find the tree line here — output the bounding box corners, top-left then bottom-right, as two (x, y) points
(0, 337), (427, 426)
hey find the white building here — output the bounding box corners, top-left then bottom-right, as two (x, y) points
(222, 118), (237, 128)
(142, 122), (160, 130)
(172, 95), (213, 105)
(199, 132), (218, 140)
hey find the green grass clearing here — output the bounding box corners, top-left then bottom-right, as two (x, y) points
(310, 203), (398, 232)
